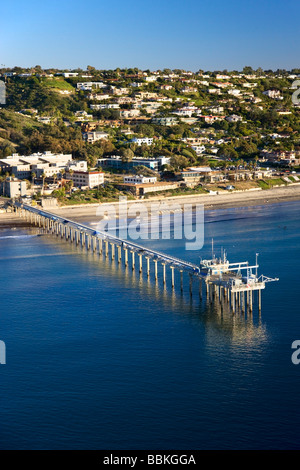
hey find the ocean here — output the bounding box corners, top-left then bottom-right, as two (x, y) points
(0, 201), (299, 449)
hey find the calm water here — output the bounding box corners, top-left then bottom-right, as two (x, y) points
(0, 201), (299, 450)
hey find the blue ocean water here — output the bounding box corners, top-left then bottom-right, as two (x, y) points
(0, 201), (299, 450)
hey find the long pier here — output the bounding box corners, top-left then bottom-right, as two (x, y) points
(11, 202), (279, 313)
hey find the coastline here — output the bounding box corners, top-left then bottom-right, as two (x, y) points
(49, 184), (300, 223)
(0, 184), (299, 227)
(0, 211), (33, 229)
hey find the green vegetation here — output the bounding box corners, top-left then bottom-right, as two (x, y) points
(1, 66), (300, 203)
(52, 184), (133, 205)
(258, 178), (287, 189)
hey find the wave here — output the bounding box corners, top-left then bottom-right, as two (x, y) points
(0, 234), (38, 240)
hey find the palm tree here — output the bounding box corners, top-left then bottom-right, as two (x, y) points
(235, 159), (242, 181)
(223, 161), (230, 182)
(31, 172), (36, 183)
(41, 172), (46, 195)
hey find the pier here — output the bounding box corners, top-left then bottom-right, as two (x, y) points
(12, 202), (279, 313)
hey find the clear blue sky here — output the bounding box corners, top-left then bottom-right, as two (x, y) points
(1, 0), (299, 71)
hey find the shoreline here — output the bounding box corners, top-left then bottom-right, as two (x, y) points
(0, 184), (299, 227)
(49, 184), (300, 223)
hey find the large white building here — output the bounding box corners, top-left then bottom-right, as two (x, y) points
(0, 152), (85, 179)
(66, 170), (104, 189)
(1, 177), (27, 198)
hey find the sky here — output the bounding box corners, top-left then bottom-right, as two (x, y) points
(1, 0), (299, 71)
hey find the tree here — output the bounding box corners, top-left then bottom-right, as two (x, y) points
(120, 147), (134, 163)
(170, 155), (189, 171)
(41, 172), (46, 194)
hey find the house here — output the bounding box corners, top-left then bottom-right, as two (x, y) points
(206, 105), (224, 114)
(111, 87), (129, 95)
(131, 137), (153, 146)
(130, 82), (144, 87)
(74, 110), (93, 121)
(216, 74), (231, 80)
(59, 72), (78, 78)
(90, 104), (119, 110)
(263, 90), (283, 100)
(181, 167), (226, 185)
(37, 116), (52, 124)
(82, 131), (109, 143)
(160, 85), (173, 91)
(228, 89), (242, 96)
(190, 145), (206, 155)
(144, 76), (157, 82)
(208, 88), (222, 95)
(77, 82), (106, 91)
(226, 114), (243, 123)
(88, 93), (111, 101)
(200, 115), (226, 124)
(119, 109), (140, 118)
(181, 86), (198, 93)
(152, 117), (178, 126)
(174, 106), (199, 117)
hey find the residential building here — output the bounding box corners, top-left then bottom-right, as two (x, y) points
(152, 117), (178, 126)
(226, 114), (243, 123)
(82, 131), (109, 143)
(90, 103), (119, 110)
(37, 116), (51, 124)
(119, 109), (140, 118)
(77, 82), (106, 91)
(263, 90), (283, 100)
(131, 137), (153, 146)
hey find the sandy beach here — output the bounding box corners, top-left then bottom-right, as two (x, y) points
(0, 211), (33, 228)
(0, 184), (299, 227)
(48, 184), (300, 223)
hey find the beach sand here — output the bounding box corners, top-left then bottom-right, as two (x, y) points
(48, 184), (300, 224)
(0, 211), (33, 229)
(0, 184), (299, 227)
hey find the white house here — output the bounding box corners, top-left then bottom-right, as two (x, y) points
(77, 82), (106, 91)
(131, 137), (153, 146)
(82, 131), (109, 143)
(226, 114), (243, 123)
(263, 90), (283, 100)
